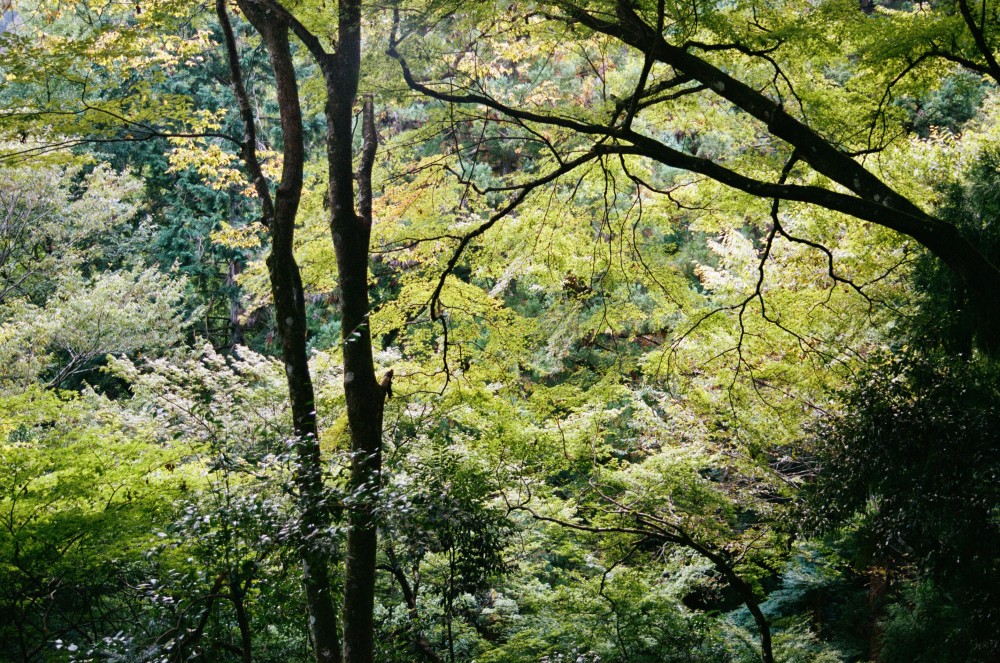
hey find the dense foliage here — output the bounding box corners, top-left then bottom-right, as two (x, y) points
(1, 0), (999, 661)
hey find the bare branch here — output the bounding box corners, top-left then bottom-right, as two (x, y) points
(217, 0), (274, 226)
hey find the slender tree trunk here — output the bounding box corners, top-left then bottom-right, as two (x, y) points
(323, 0), (389, 651)
(446, 548), (456, 663)
(380, 543), (440, 662)
(228, 259), (244, 348)
(229, 577), (253, 663)
(223, 3), (342, 661)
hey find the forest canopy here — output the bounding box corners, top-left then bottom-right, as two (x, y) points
(1, 0), (999, 661)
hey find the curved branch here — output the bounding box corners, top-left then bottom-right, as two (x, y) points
(512, 500), (774, 663)
(426, 145), (613, 323)
(217, 0), (274, 226)
(957, 0), (1000, 84)
(561, 0), (926, 215)
(389, 8), (1000, 296)
(243, 0), (331, 65)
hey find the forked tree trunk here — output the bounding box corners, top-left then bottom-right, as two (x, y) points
(227, 1), (390, 660)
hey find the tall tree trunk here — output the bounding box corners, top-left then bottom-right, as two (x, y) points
(223, 3), (342, 661)
(324, 1), (389, 657)
(225, 1), (387, 660)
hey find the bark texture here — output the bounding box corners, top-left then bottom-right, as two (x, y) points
(323, 3), (388, 657)
(225, 1), (388, 661)
(226, 3), (342, 661)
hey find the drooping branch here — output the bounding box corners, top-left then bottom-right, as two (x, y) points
(426, 145), (613, 316)
(0, 126), (242, 164)
(511, 500), (774, 663)
(388, 3), (1000, 299)
(420, 145), (616, 385)
(565, 1), (919, 212)
(389, 25), (936, 248)
(866, 51), (933, 154)
(926, 43), (997, 79)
